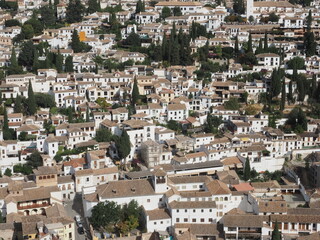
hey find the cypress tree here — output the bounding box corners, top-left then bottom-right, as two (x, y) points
(288, 80), (293, 104)
(135, 0), (145, 13)
(27, 80), (37, 115)
(32, 48), (39, 72)
(304, 13), (317, 58)
(55, 51), (63, 73)
(65, 56), (74, 72)
(71, 29), (82, 53)
(244, 157), (251, 181)
(263, 32), (268, 52)
(271, 221), (281, 240)
(87, 0), (100, 14)
(86, 106), (90, 122)
(115, 129), (131, 161)
(131, 77), (140, 106)
(3, 107), (10, 140)
(255, 39), (263, 54)
(280, 78), (286, 111)
(8, 48), (22, 75)
(234, 35), (239, 57)
(247, 32), (253, 53)
(66, 0), (85, 23)
(171, 38), (180, 65)
(14, 95), (23, 113)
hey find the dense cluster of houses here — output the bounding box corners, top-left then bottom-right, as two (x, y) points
(1, 0), (320, 239)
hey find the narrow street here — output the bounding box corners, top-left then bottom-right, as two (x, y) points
(64, 194), (91, 240)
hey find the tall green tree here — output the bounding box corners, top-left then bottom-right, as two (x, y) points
(55, 51), (63, 73)
(18, 41), (35, 70)
(71, 29), (82, 53)
(27, 80), (37, 115)
(244, 157), (251, 181)
(263, 32), (268, 52)
(271, 221), (281, 240)
(40, 3), (56, 27)
(87, 0), (100, 14)
(280, 79), (286, 111)
(65, 56), (74, 72)
(90, 201), (121, 230)
(115, 129), (131, 161)
(135, 0), (145, 13)
(304, 10), (316, 57)
(247, 32), (253, 53)
(233, 0), (245, 14)
(255, 39), (263, 54)
(270, 68), (282, 98)
(161, 6), (171, 19)
(131, 77), (140, 106)
(66, 0), (85, 23)
(234, 35), (239, 56)
(14, 95), (23, 113)
(8, 47), (22, 75)
(3, 107), (11, 140)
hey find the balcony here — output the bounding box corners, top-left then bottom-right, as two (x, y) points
(18, 201), (50, 210)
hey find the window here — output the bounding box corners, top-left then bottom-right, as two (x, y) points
(176, 218), (180, 222)
(184, 218), (188, 222)
(200, 218), (204, 222)
(147, 199), (150, 202)
(192, 218), (196, 222)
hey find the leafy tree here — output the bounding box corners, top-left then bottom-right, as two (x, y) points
(131, 77), (140, 106)
(122, 200), (140, 220)
(248, 16), (254, 23)
(233, 0), (245, 14)
(204, 114), (222, 134)
(35, 93), (56, 108)
(287, 57), (305, 69)
(18, 131), (28, 141)
(21, 24), (35, 39)
(27, 81), (37, 115)
(90, 201), (121, 230)
(3, 107), (13, 140)
(173, 6), (182, 16)
(269, 12), (279, 22)
(25, 151), (43, 168)
(95, 128), (113, 142)
(8, 47), (22, 75)
(13, 164), (33, 175)
(14, 95), (24, 113)
(40, 3), (56, 27)
(166, 120), (182, 132)
(18, 41), (35, 70)
(65, 56), (74, 72)
(5, 19), (20, 27)
(24, 17), (43, 36)
(161, 6), (171, 19)
(286, 107), (307, 133)
(4, 168), (12, 177)
(271, 221), (281, 240)
(87, 0), (100, 14)
(224, 97), (240, 110)
(244, 157), (251, 181)
(124, 32), (141, 47)
(66, 0), (85, 23)
(135, 0), (145, 13)
(115, 130), (131, 160)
